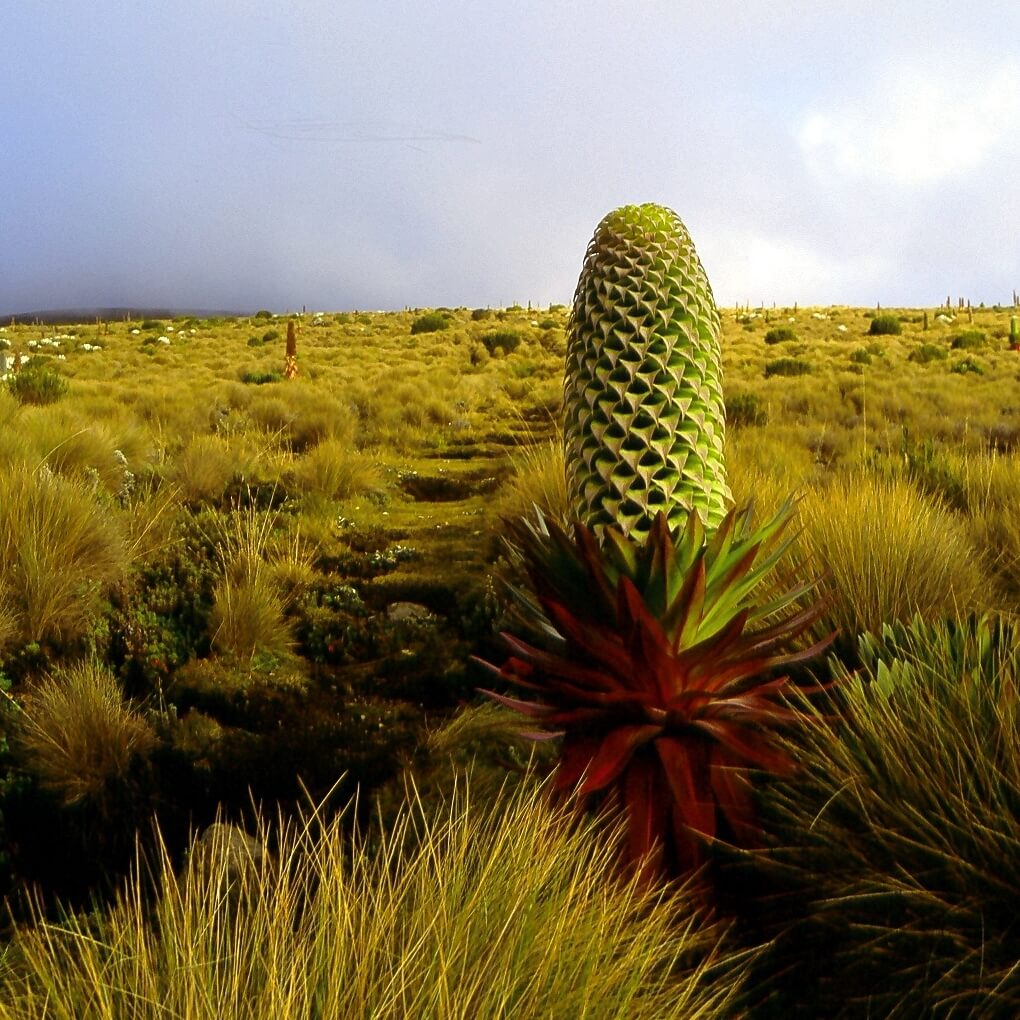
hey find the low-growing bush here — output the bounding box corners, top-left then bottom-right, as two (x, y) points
(7, 363), (68, 406)
(240, 370), (283, 385)
(470, 308), (492, 321)
(481, 331), (521, 356)
(951, 356), (984, 375)
(868, 314), (901, 335)
(764, 326), (796, 344)
(409, 312), (449, 335)
(950, 330), (986, 350)
(764, 358), (810, 378)
(725, 391), (769, 426)
(908, 343), (948, 364)
(849, 347), (872, 365)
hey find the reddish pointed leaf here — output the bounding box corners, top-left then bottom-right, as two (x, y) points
(709, 745), (761, 847)
(576, 724), (662, 796)
(622, 754), (669, 879)
(498, 633), (622, 692)
(553, 733), (606, 795)
(655, 736), (717, 843)
(691, 718), (797, 776)
(476, 688), (554, 719)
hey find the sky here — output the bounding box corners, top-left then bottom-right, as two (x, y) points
(3, 1), (1019, 314)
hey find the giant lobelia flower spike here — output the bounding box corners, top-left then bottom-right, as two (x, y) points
(564, 203), (730, 540)
(478, 204), (839, 891)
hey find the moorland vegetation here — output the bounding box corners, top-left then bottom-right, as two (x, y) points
(1, 219), (1020, 1015)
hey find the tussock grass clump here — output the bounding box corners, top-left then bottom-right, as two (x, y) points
(5, 410), (129, 492)
(798, 470), (990, 641)
(756, 612), (1020, 1017)
(501, 435), (569, 524)
(169, 434), (244, 505)
(205, 500), (300, 660)
(10, 660), (157, 808)
(0, 464), (129, 649)
(963, 450), (1020, 607)
(288, 438), (381, 506)
(0, 771), (749, 1019)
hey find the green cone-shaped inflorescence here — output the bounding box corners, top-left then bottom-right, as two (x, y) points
(564, 203), (730, 539)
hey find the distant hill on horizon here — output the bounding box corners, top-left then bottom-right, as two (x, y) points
(1, 306), (255, 325)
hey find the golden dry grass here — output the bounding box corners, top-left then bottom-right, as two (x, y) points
(797, 469), (994, 640)
(10, 660), (157, 808)
(0, 769), (749, 1019)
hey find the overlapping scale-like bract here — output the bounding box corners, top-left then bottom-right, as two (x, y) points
(564, 204), (730, 538)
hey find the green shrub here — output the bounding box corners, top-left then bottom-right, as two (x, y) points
(725, 391), (769, 426)
(246, 336), (263, 347)
(908, 343), (948, 364)
(849, 347), (872, 365)
(470, 308), (492, 321)
(140, 320), (164, 331)
(951, 356), (984, 375)
(481, 331), (521, 356)
(253, 310), (274, 320)
(7, 363), (69, 405)
(538, 318), (557, 330)
(868, 314), (901, 335)
(764, 358), (810, 378)
(409, 312), (449, 335)
(240, 371), (283, 385)
(951, 330), (986, 350)
(764, 327), (796, 344)
(262, 330), (280, 343)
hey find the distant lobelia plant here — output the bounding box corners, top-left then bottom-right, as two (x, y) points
(284, 320), (298, 380)
(478, 203), (837, 890)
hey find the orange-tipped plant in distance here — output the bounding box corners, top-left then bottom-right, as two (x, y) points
(284, 319), (298, 379)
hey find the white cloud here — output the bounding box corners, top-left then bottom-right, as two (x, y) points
(702, 231), (891, 307)
(796, 62), (1020, 185)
